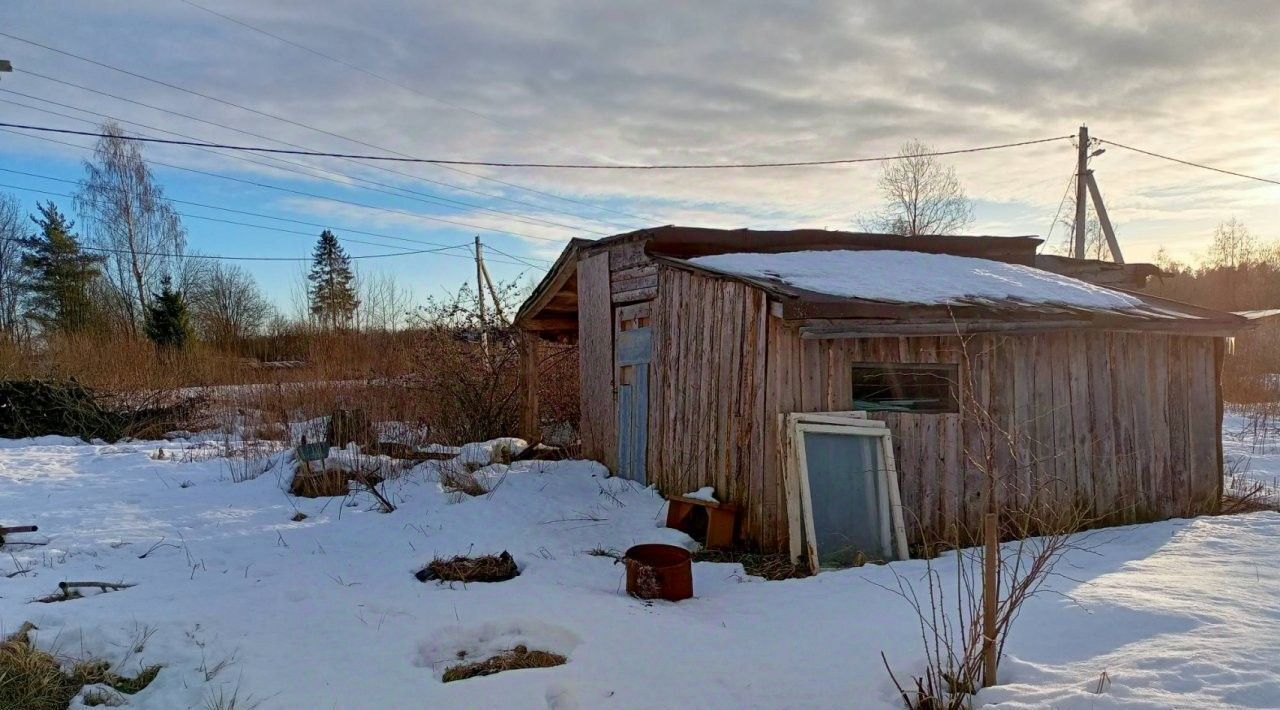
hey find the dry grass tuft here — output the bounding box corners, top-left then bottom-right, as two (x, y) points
(439, 467), (489, 497)
(289, 469), (351, 498)
(691, 550), (811, 581)
(0, 623), (160, 710)
(415, 551), (519, 584)
(441, 645), (565, 683)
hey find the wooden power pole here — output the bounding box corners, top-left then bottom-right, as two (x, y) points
(1073, 124), (1125, 264)
(474, 235), (489, 360)
(1073, 125), (1089, 260)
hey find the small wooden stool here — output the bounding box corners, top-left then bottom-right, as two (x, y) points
(665, 494), (738, 549)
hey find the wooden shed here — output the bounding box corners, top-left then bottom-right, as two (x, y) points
(515, 227), (1248, 567)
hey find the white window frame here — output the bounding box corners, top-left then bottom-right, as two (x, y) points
(783, 413), (909, 573)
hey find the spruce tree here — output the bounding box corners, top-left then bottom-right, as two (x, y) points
(21, 201), (101, 333)
(307, 230), (358, 328)
(144, 275), (191, 351)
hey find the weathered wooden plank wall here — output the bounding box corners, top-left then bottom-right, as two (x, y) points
(760, 330), (1223, 550)
(642, 268), (1223, 554)
(648, 268), (772, 547)
(576, 251), (615, 468)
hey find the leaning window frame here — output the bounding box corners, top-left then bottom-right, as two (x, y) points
(783, 413), (909, 573)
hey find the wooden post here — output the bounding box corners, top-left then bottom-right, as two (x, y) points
(475, 235), (490, 362)
(982, 512), (999, 687)
(519, 330), (540, 441)
(1085, 171), (1124, 264)
(479, 258), (507, 324)
(1073, 125), (1089, 260)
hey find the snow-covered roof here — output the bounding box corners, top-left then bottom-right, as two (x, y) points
(686, 250), (1146, 311)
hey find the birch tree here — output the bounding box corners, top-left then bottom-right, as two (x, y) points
(0, 193), (26, 337)
(75, 122), (187, 334)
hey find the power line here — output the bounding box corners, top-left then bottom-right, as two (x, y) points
(0, 120), (1072, 169)
(0, 91), (611, 237)
(1, 166), (474, 251)
(483, 243), (549, 270)
(1041, 170), (1077, 254)
(0, 32), (651, 223)
(0, 126), (573, 245)
(11, 72), (636, 231)
(0, 181), (548, 269)
(1098, 138), (1280, 187)
(175, 0), (615, 166)
(3, 76), (629, 235)
(0, 232), (462, 262)
(0, 164), (553, 263)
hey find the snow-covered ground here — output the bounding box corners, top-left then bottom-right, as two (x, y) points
(1223, 409), (1280, 505)
(1, 432), (1279, 708)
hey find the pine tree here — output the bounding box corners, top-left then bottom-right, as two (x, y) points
(21, 201), (102, 333)
(307, 230), (358, 328)
(144, 275), (191, 351)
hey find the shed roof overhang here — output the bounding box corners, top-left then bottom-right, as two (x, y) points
(655, 255), (1250, 338)
(513, 226), (1193, 341)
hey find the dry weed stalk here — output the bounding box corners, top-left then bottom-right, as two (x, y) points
(880, 332), (1104, 709)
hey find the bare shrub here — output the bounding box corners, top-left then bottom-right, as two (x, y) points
(881, 333), (1102, 708)
(222, 440), (284, 484)
(880, 510), (1096, 709)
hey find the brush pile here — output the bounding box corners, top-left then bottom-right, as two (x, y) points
(441, 645), (565, 683)
(415, 551), (519, 583)
(0, 379), (197, 441)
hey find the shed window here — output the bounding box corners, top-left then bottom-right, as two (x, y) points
(850, 363), (958, 413)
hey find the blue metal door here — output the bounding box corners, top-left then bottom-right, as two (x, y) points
(616, 325), (651, 482)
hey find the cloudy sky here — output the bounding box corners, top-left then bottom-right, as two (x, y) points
(3, 0), (1278, 307)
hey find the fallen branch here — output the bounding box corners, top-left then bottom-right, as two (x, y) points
(353, 472), (396, 513)
(60, 581), (136, 594)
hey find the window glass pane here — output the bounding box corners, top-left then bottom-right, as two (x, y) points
(803, 431), (885, 566)
(851, 363), (958, 413)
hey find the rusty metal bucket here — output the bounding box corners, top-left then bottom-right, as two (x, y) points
(624, 544), (693, 601)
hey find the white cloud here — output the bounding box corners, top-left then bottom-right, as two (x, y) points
(3, 0), (1279, 272)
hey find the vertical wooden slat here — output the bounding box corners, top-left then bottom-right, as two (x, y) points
(1145, 335), (1172, 517)
(518, 331), (540, 441)
(745, 289), (768, 548)
(1109, 333), (1137, 521)
(1087, 333), (1118, 516)
(1166, 336), (1190, 516)
(1126, 334), (1153, 519)
(577, 251), (615, 469)
(1065, 332), (1093, 515)
(1047, 333), (1074, 522)
(1028, 334), (1055, 517)
(1187, 337), (1219, 510)
(959, 334), (992, 539)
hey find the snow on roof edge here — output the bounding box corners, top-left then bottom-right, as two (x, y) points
(685, 250), (1145, 311)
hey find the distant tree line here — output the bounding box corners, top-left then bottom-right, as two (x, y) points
(0, 122), (420, 357)
(1144, 218), (1280, 311)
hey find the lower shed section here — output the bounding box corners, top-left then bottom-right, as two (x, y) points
(646, 268), (1225, 554)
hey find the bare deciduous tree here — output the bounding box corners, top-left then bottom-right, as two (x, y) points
(1055, 191), (1111, 260)
(0, 192), (27, 337)
(75, 122), (187, 334)
(1204, 217), (1262, 270)
(356, 270), (416, 332)
(190, 262), (273, 347)
(866, 140), (974, 237)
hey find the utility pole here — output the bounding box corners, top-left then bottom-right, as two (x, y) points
(1074, 125), (1089, 260)
(0, 60), (12, 81)
(474, 235), (490, 360)
(1072, 124), (1124, 264)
